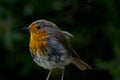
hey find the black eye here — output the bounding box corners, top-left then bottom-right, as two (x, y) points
(37, 26), (41, 29)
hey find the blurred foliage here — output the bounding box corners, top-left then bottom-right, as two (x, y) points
(0, 0), (120, 80)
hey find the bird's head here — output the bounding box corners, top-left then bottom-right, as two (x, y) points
(23, 20), (59, 35)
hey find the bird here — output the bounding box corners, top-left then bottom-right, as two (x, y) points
(23, 19), (92, 80)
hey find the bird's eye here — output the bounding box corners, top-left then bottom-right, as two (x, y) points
(37, 26), (41, 29)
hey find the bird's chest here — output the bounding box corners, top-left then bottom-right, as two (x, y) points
(30, 37), (71, 69)
(29, 34), (48, 56)
(31, 49), (71, 70)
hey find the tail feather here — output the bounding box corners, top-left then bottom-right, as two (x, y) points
(72, 58), (92, 70)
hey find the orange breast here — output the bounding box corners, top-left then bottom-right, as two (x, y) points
(29, 30), (49, 56)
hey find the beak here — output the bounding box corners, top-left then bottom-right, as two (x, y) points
(22, 27), (30, 30)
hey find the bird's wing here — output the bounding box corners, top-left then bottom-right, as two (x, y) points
(53, 30), (92, 70)
(52, 30), (79, 58)
(62, 31), (73, 40)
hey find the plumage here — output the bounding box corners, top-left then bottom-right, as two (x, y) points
(25, 19), (92, 80)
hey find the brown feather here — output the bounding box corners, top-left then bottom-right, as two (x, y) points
(72, 58), (92, 70)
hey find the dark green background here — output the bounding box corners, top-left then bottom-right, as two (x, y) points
(0, 0), (120, 80)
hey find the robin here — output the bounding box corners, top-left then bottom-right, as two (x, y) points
(23, 19), (92, 80)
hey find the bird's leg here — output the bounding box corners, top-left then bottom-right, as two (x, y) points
(61, 69), (65, 80)
(46, 70), (52, 80)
